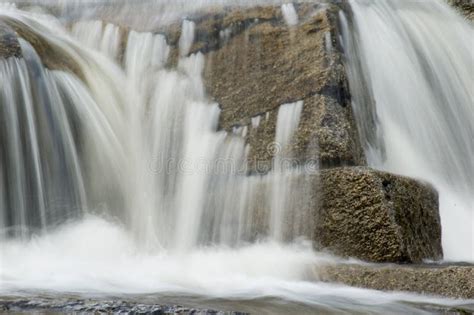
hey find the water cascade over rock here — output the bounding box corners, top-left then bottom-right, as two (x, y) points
(0, 1), (473, 313)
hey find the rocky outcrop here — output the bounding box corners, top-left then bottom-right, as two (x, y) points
(169, 4), (443, 264)
(314, 167), (442, 263)
(0, 22), (21, 59)
(448, 0), (474, 20)
(1, 17), (84, 80)
(247, 166), (442, 263)
(317, 263), (474, 299)
(169, 4), (366, 171)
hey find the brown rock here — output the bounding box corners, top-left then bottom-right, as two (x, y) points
(314, 167), (443, 263)
(317, 263), (474, 299)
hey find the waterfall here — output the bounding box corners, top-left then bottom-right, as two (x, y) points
(0, 5), (312, 250)
(0, 40), (88, 237)
(0, 5), (330, 304)
(71, 21), (121, 60)
(344, 0), (473, 261)
(281, 3), (299, 27)
(1, 2), (473, 312)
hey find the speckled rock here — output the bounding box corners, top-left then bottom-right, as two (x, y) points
(0, 22), (21, 59)
(0, 297), (244, 315)
(448, 0), (474, 20)
(167, 4), (365, 171)
(317, 263), (474, 299)
(314, 167), (443, 263)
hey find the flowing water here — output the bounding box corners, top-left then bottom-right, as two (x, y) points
(0, 1), (473, 314)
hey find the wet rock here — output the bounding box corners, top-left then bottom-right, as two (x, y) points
(0, 297), (244, 315)
(317, 263), (474, 299)
(0, 22), (21, 59)
(314, 167), (443, 263)
(170, 4), (365, 171)
(448, 0), (474, 20)
(1, 17), (85, 80)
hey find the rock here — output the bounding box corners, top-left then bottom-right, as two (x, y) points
(448, 0), (474, 20)
(317, 263), (474, 299)
(167, 4), (366, 171)
(1, 17), (84, 80)
(0, 297), (241, 314)
(314, 167), (443, 263)
(0, 22), (21, 59)
(244, 167), (442, 263)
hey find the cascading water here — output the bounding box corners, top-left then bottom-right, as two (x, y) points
(343, 0), (473, 262)
(0, 1), (473, 314)
(0, 1), (316, 248)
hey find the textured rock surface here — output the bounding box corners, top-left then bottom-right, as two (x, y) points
(168, 4), (366, 171)
(314, 167), (443, 263)
(318, 263), (474, 299)
(448, 0), (474, 20)
(0, 22), (21, 59)
(0, 297), (241, 314)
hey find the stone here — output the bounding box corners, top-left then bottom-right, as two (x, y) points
(0, 22), (21, 59)
(166, 3), (366, 171)
(317, 263), (474, 299)
(313, 167), (443, 263)
(448, 0), (474, 20)
(1, 17), (84, 80)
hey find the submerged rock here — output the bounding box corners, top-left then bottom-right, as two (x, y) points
(317, 263), (474, 299)
(314, 167), (442, 263)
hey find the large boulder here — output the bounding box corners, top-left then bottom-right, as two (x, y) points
(317, 263), (474, 299)
(313, 167), (443, 263)
(244, 167), (443, 263)
(167, 3), (366, 171)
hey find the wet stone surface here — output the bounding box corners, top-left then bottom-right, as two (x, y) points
(0, 297), (246, 314)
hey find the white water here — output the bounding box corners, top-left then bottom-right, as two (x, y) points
(347, 0), (474, 262)
(1, 216), (471, 314)
(269, 101), (306, 241)
(281, 3), (298, 27)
